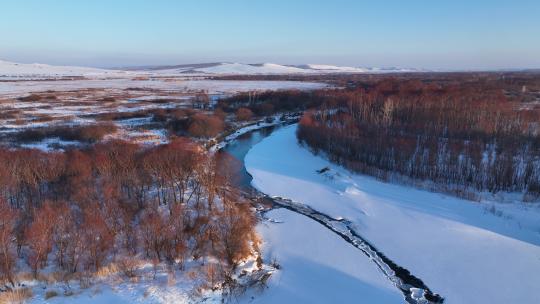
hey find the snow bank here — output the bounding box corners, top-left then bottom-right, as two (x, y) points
(245, 124), (540, 304)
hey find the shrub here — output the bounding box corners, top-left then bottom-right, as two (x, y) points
(117, 257), (140, 278)
(18, 94), (41, 102)
(94, 110), (150, 121)
(74, 123), (118, 143)
(14, 123), (118, 144)
(188, 114), (224, 138)
(0, 287), (33, 303)
(45, 290), (59, 300)
(99, 97), (116, 102)
(235, 108), (253, 121)
(0, 109), (21, 120)
(14, 129), (47, 142)
(33, 114), (55, 123)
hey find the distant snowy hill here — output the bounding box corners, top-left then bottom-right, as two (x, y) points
(152, 62), (307, 75)
(147, 62), (424, 75)
(0, 60), (131, 78)
(303, 64), (370, 73)
(0, 59), (424, 79)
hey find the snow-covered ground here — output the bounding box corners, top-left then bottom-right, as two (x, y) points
(26, 269), (198, 304)
(0, 72), (326, 150)
(25, 255), (266, 304)
(245, 124), (540, 304)
(0, 78), (326, 96)
(249, 209), (403, 303)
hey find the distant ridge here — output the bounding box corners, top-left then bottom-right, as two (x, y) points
(0, 59), (426, 78)
(0, 59), (130, 78)
(148, 62), (426, 75)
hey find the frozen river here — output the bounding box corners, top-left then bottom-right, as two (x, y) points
(232, 124), (540, 304)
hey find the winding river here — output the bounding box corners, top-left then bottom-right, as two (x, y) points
(219, 123), (444, 304)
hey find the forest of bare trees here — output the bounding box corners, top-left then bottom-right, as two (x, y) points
(0, 138), (259, 291)
(297, 76), (540, 198)
(217, 89), (326, 117)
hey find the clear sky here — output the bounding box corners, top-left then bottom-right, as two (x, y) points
(1, 0), (539, 70)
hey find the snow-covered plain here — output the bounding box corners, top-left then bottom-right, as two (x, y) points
(0, 78), (326, 96)
(245, 124), (540, 304)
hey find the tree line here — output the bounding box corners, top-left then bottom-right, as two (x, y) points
(217, 89), (326, 117)
(297, 77), (540, 198)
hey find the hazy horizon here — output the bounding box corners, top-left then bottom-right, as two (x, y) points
(1, 0), (539, 70)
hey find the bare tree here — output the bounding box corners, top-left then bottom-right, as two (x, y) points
(0, 199), (19, 286)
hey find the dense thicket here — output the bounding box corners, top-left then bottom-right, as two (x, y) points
(217, 89), (325, 116)
(0, 139), (258, 286)
(297, 77), (540, 197)
(14, 123), (118, 143)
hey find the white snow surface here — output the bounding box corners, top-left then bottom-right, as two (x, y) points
(25, 260), (224, 304)
(245, 124), (540, 304)
(305, 64), (370, 73)
(0, 60), (131, 78)
(251, 209), (402, 303)
(190, 63), (308, 75)
(0, 79), (326, 96)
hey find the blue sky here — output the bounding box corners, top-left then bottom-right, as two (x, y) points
(1, 0), (539, 69)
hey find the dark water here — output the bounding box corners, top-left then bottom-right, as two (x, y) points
(219, 124), (283, 191)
